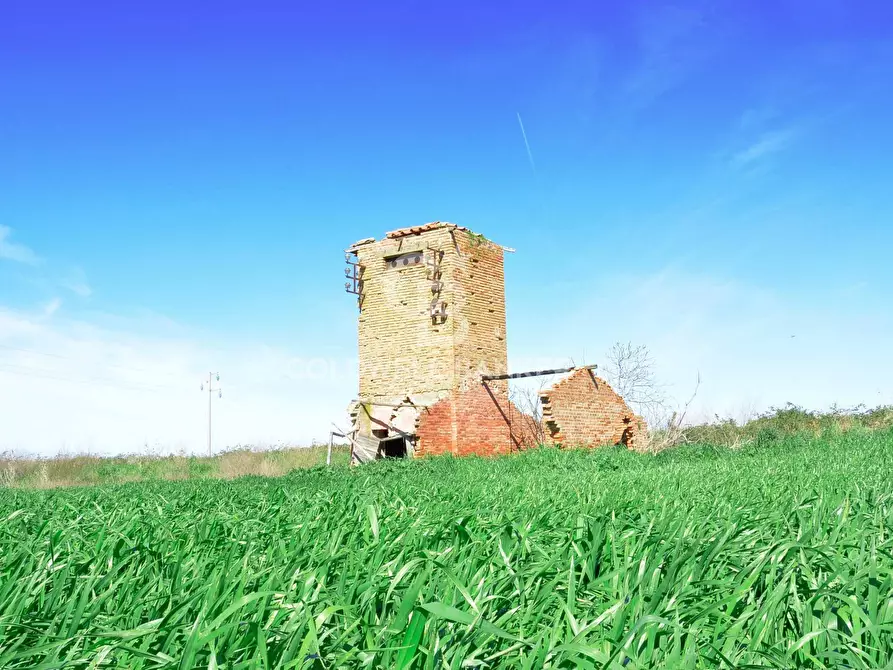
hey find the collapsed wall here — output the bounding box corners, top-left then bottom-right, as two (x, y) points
(540, 367), (646, 450)
(415, 384), (540, 458)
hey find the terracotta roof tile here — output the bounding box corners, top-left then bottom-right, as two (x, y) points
(385, 221), (468, 239)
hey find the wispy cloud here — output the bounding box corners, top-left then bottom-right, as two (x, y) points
(731, 128), (798, 168)
(42, 298), (62, 318)
(621, 4), (708, 110)
(0, 305), (352, 456)
(738, 106), (779, 131)
(542, 269), (893, 422)
(1, 230), (94, 299)
(62, 267), (92, 297)
(0, 225), (40, 265)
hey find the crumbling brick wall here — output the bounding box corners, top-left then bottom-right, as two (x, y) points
(349, 222), (646, 461)
(540, 368), (645, 450)
(451, 232), (508, 394)
(354, 226), (459, 401)
(352, 222), (508, 404)
(416, 384), (536, 457)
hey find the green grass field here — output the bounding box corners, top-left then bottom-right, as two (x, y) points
(2, 427), (893, 668)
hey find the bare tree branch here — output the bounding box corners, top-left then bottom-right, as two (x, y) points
(601, 342), (705, 452)
(602, 342), (668, 425)
(641, 372), (701, 453)
(509, 379), (549, 445)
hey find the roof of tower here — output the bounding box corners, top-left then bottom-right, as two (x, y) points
(348, 222), (512, 253)
(385, 221), (468, 239)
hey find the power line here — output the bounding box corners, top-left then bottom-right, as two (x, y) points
(0, 362), (179, 393)
(0, 344), (67, 359)
(0, 343), (168, 375)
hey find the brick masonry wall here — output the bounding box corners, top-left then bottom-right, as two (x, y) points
(355, 228), (458, 400)
(351, 222), (532, 458)
(354, 224), (508, 404)
(451, 232), (509, 396)
(416, 384), (535, 457)
(540, 369), (645, 450)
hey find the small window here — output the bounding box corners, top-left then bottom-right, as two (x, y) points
(386, 251), (423, 269)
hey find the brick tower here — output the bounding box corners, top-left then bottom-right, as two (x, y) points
(345, 222), (524, 461)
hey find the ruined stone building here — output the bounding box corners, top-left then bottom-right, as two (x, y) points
(540, 367), (640, 448)
(344, 222), (643, 462)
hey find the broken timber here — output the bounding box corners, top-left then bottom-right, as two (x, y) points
(481, 364), (597, 382)
(350, 433), (381, 464)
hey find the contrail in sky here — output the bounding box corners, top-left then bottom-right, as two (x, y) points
(516, 112), (536, 174)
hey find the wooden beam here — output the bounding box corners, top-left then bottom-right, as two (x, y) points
(481, 364), (597, 382)
(357, 400), (430, 409)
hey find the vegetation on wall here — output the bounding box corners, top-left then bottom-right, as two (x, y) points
(463, 230), (488, 248)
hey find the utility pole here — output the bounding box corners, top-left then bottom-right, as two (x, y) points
(200, 372), (222, 457)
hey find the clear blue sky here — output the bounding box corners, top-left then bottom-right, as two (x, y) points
(2, 1), (892, 454)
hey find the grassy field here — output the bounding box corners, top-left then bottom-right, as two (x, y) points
(1, 425), (892, 668)
(0, 445), (352, 488)
(4, 403), (890, 490)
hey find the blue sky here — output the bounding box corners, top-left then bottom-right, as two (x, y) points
(2, 0), (892, 454)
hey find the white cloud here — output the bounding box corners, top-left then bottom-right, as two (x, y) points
(42, 298), (62, 318)
(0, 306), (355, 457)
(513, 269), (893, 424)
(3, 268), (889, 457)
(731, 128), (797, 168)
(0, 225), (40, 265)
(738, 106), (779, 131)
(62, 267), (92, 297)
(621, 4), (708, 110)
